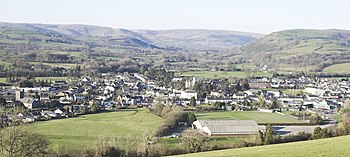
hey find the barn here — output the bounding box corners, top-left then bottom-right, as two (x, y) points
(193, 120), (266, 136)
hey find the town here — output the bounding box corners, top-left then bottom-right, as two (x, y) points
(0, 71), (346, 135)
(2, 1), (350, 156)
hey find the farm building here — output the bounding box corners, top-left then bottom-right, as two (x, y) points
(193, 120), (265, 136)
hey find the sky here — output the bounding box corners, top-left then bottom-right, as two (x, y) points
(1, 0), (350, 34)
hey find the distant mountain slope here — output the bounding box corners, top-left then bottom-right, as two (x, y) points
(241, 29), (350, 71)
(0, 22), (262, 51)
(135, 29), (264, 51)
(0, 23), (158, 53)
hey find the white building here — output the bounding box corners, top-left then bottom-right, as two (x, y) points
(193, 120), (265, 136)
(185, 77), (196, 89)
(173, 90), (198, 99)
(304, 88), (326, 96)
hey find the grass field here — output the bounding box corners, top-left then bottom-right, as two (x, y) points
(0, 77), (69, 83)
(29, 62), (77, 69)
(35, 77), (69, 82)
(179, 71), (272, 79)
(174, 135), (350, 157)
(323, 63), (350, 73)
(0, 60), (11, 67)
(30, 109), (164, 150)
(0, 78), (6, 83)
(195, 111), (303, 124)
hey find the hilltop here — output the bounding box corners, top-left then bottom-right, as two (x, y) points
(241, 29), (350, 72)
(135, 29), (264, 51)
(2, 22), (350, 73)
(0, 22), (262, 51)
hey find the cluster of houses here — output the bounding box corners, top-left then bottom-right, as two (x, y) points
(0, 72), (348, 126)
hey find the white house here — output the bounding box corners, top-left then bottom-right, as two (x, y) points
(180, 90), (197, 99)
(304, 88), (326, 96)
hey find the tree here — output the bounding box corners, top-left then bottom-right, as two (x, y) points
(309, 114), (322, 125)
(140, 65), (147, 75)
(189, 97), (196, 107)
(313, 127), (322, 139)
(258, 130), (265, 144)
(184, 112), (197, 125)
(242, 79), (250, 90)
(90, 102), (99, 113)
(19, 79), (34, 87)
(342, 111), (350, 134)
(264, 125), (273, 145)
(269, 100), (280, 109)
(0, 96), (6, 107)
(235, 82), (242, 92)
(258, 96), (267, 108)
(152, 101), (164, 116)
(182, 132), (212, 153)
(313, 127), (330, 139)
(242, 99), (251, 109)
(0, 117), (50, 157)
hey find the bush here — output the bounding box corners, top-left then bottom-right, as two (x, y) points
(313, 127), (330, 139)
(309, 114), (322, 125)
(272, 132), (312, 144)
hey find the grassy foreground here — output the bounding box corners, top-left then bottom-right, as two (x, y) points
(195, 111), (303, 124)
(30, 109), (164, 150)
(174, 135), (350, 157)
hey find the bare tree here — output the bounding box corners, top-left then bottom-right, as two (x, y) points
(0, 108), (50, 157)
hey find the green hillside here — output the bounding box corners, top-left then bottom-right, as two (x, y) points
(323, 62), (350, 73)
(175, 135), (350, 157)
(242, 29), (350, 72)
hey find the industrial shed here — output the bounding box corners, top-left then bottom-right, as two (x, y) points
(193, 120), (266, 136)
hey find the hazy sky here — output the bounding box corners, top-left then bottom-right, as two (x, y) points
(1, 0), (349, 33)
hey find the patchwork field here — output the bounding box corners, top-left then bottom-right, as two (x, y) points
(0, 77), (69, 83)
(174, 135), (350, 157)
(179, 71), (272, 79)
(0, 78), (6, 83)
(0, 60), (11, 67)
(35, 77), (70, 82)
(29, 62), (77, 69)
(30, 109), (164, 150)
(323, 63), (350, 73)
(195, 111), (303, 124)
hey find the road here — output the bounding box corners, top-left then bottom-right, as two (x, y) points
(272, 122), (336, 135)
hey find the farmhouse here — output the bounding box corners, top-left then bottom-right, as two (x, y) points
(193, 120), (265, 136)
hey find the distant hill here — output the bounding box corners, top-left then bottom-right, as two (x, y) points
(241, 29), (350, 72)
(0, 22), (262, 51)
(174, 135), (350, 157)
(135, 29), (264, 51)
(0, 22), (158, 51)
